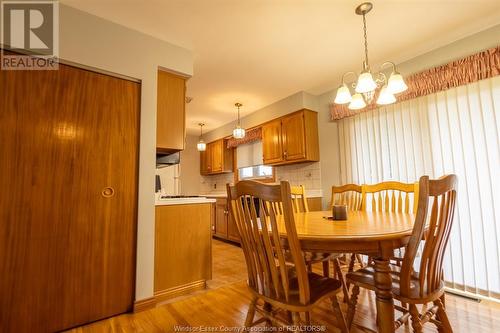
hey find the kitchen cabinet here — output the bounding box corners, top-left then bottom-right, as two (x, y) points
(211, 197), (240, 243)
(262, 109), (319, 165)
(200, 138), (234, 175)
(261, 119), (284, 164)
(155, 203), (212, 302)
(157, 69), (187, 153)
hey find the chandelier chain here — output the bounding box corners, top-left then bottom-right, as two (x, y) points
(362, 13), (369, 68)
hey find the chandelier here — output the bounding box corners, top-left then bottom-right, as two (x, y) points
(232, 102), (246, 139)
(196, 123), (206, 151)
(334, 2), (408, 110)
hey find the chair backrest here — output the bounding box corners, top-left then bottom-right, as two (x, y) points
(331, 184), (362, 210)
(290, 185), (309, 213)
(361, 181), (419, 214)
(227, 180), (310, 305)
(400, 175), (457, 298)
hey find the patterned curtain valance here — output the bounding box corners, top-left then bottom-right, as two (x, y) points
(226, 127), (262, 148)
(330, 45), (500, 120)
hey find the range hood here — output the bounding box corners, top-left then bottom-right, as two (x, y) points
(156, 151), (180, 168)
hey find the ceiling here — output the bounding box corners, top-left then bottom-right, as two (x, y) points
(61, 0), (500, 134)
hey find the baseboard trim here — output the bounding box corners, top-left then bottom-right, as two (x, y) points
(154, 280), (206, 303)
(133, 296), (157, 313)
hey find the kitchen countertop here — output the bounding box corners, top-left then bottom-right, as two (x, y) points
(155, 196), (216, 206)
(200, 189), (323, 198)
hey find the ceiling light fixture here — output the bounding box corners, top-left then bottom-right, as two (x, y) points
(196, 123), (206, 151)
(232, 102), (246, 139)
(334, 2), (408, 110)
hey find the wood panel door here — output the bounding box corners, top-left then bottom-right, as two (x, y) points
(156, 70), (186, 152)
(281, 112), (306, 161)
(0, 60), (139, 332)
(200, 149), (210, 175)
(262, 119), (284, 164)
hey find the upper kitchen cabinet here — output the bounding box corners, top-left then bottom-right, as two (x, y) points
(262, 109), (319, 165)
(200, 138), (234, 175)
(156, 69), (187, 153)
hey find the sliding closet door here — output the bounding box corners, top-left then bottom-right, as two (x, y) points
(0, 60), (140, 332)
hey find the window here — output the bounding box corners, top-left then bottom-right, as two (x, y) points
(238, 165), (274, 181)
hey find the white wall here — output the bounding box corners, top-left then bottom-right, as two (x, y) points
(179, 135), (202, 195)
(59, 5), (193, 301)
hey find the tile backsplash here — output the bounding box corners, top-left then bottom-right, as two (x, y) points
(275, 162), (321, 190)
(200, 173), (234, 193)
(199, 161), (322, 194)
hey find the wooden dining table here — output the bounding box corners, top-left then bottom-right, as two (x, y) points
(276, 210), (417, 333)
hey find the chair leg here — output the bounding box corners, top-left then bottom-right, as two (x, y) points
(305, 311), (311, 325)
(331, 295), (348, 333)
(245, 296), (257, 328)
(307, 262), (313, 273)
(263, 302), (272, 326)
(409, 304), (423, 333)
(434, 297), (453, 333)
(322, 260), (330, 277)
(292, 312), (301, 325)
(356, 254), (364, 267)
(346, 254), (356, 292)
(332, 258), (349, 303)
(346, 285), (360, 329)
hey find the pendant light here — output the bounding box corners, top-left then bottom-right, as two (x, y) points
(196, 123), (206, 151)
(232, 102), (246, 139)
(334, 2), (408, 110)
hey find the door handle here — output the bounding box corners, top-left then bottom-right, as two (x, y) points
(102, 187), (115, 198)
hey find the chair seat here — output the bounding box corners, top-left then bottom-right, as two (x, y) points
(268, 272), (343, 307)
(346, 264), (441, 301)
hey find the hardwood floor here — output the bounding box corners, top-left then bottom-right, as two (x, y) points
(69, 239), (500, 333)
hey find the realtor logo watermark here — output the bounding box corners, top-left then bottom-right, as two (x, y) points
(1, 0), (59, 70)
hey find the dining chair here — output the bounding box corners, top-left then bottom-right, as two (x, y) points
(361, 180), (419, 214)
(227, 180), (348, 332)
(361, 180), (419, 266)
(331, 184), (363, 210)
(346, 174), (457, 333)
(289, 185), (349, 301)
(331, 184), (364, 298)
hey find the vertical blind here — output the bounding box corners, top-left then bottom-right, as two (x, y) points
(337, 76), (500, 298)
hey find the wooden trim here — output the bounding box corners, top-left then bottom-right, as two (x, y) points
(154, 280), (206, 303)
(133, 297), (156, 313)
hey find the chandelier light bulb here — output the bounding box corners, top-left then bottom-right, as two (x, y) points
(376, 85), (396, 105)
(355, 71), (377, 93)
(387, 71), (408, 94)
(334, 84), (352, 104)
(348, 93), (367, 110)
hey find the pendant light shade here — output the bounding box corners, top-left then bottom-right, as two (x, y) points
(376, 85), (396, 105)
(355, 71), (377, 93)
(348, 93), (366, 110)
(387, 71), (408, 94)
(232, 126), (246, 139)
(334, 84), (352, 104)
(196, 123), (206, 151)
(233, 102), (246, 139)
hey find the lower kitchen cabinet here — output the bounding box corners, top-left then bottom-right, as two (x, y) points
(212, 197), (240, 243)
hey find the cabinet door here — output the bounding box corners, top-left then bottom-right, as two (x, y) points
(200, 149), (210, 175)
(262, 119), (284, 164)
(157, 70), (186, 152)
(214, 199), (228, 238)
(210, 139), (223, 173)
(282, 112), (306, 161)
(0, 61), (139, 332)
